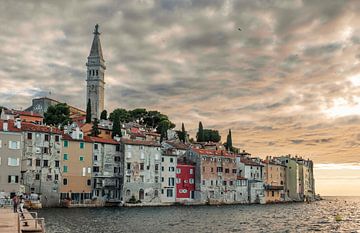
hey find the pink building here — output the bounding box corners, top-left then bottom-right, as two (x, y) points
(176, 162), (195, 201)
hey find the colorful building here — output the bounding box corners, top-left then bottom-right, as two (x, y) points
(263, 157), (286, 203)
(176, 159), (195, 202)
(160, 149), (177, 203)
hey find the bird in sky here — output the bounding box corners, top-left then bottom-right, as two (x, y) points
(238, 28), (242, 31)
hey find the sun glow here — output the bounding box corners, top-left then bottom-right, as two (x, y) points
(322, 97), (360, 118)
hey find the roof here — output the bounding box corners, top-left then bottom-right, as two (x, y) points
(240, 157), (263, 166)
(89, 24), (104, 60)
(3, 109), (42, 118)
(192, 148), (235, 158)
(61, 134), (92, 143)
(0, 120), (22, 132)
(165, 140), (189, 150)
(237, 176), (247, 180)
(121, 138), (160, 147)
(89, 136), (119, 145)
(145, 132), (160, 137)
(20, 122), (61, 134)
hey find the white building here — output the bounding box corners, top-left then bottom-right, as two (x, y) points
(160, 149), (177, 203)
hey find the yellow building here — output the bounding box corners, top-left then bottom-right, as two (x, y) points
(264, 157), (286, 203)
(60, 132), (93, 203)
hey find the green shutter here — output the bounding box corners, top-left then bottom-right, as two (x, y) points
(63, 154), (68, 160)
(64, 140), (68, 147)
(63, 165), (68, 173)
(79, 156), (84, 161)
(80, 142), (84, 149)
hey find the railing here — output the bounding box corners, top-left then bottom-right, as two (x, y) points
(18, 211), (46, 233)
(0, 198), (13, 207)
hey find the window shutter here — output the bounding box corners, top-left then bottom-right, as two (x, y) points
(8, 176), (11, 183)
(16, 158), (20, 166)
(17, 141), (20, 149)
(15, 176), (18, 183)
(8, 158), (11, 165)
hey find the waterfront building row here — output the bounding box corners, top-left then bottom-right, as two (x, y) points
(0, 119), (315, 207)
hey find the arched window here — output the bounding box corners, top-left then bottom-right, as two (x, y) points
(126, 190), (131, 196)
(139, 189), (144, 200)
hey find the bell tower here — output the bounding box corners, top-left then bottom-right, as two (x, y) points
(86, 24), (106, 120)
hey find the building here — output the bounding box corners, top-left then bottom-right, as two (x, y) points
(304, 159), (315, 201)
(60, 127), (93, 205)
(238, 156), (265, 204)
(86, 24), (106, 120)
(160, 149), (177, 203)
(176, 159), (195, 202)
(20, 121), (62, 207)
(186, 149), (239, 204)
(25, 97), (85, 117)
(1, 110), (43, 124)
(263, 157), (286, 203)
(276, 156), (302, 201)
(121, 138), (162, 204)
(0, 120), (22, 196)
(91, 136), (122, 205)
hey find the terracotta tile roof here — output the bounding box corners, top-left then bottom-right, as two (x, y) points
(192, 148), (235, 157)
(130, 132), (146, 138)
(89, 136), (120, 145)
(61, 134), (92, 143)
(145, 131), (160, 137)
(240, 157), (263, 166)
(121, 138), (160, 147)
(21, 122), (61, 134)
(0, 120), (22, 132)
(3, 109), (43, 118)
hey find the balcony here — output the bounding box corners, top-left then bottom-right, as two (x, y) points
(264, 184), (284, 190)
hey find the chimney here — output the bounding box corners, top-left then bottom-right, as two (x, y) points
(3, 121), (8, 131)
(14, 118), (21, 129)
(114, 135), (121, 142)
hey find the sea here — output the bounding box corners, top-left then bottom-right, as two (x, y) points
(36, 196), (360, 233)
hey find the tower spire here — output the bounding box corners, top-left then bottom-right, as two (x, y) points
(89, 24), (104, 60)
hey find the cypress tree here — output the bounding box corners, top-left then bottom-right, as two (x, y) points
(181, 123), (186, 143)
(86, 99), (92, 123)
(100, 110), (107, 120)
(91, 118), (101, 137)
(112, 114), (122, 138)
(197, 121), (204, 142)
(226, 129), (233, 151)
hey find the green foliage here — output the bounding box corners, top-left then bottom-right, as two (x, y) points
(197, 128), (221, 143)
(112, 113), (122, 138)
(91, 118), (100, 137)
(226, 129), (233, 151)
(86, 99), (91, 123)
(177, 123), (186, 143)
(44, 103), (71, 126)
(100, 110), (107, 120)
(109, 108), (130, 123)
(196, 121), (205, 142)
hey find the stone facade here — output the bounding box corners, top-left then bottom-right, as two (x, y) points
(86, 24), (106, 120)
(160, 149), (177, 203)
(121, 139), (162, 204)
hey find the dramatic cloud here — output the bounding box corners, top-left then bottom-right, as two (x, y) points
(1, 0), (360, 164)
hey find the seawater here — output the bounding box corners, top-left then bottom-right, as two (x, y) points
(36, 197), (360, 233)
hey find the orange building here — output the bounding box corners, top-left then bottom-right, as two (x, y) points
(263, 157), (286, 203)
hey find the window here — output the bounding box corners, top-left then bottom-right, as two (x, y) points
(116, 145), (120, 152)
(190, 169), (193, 174)
(217, 167), (223, 172)
(80, 142), (84, 149)
(63, 178), (68, 185)
(127, 163), (131, 170)
(94, 155), (98, 161)
(161, 157), (164, 162)
(170, 158), (174, 163)
(154, 190), (159, 197)
(176, 178), (181, 184)
(87, 179), (91, 186)
(8, 158), (20, 166)
(27, 159), (32, 166)
(155, 164), (159, 171)
(230, 181), (233, 186)
(126, 176), (130, 182)
(169, 167), (175, 172)
(79, 156), (84, 161)
(211, 167), (214, 172)
(161, 177), (164, 182)
(35, 159), (41, 167)
(126, 190), (131, 196)
(63, 154), (68, 160)
(225, 169), (229, 173)
(43, 147), (48, 154)
(140, 175), (144, 182)
(223, 181), (227, 186)
(63, 140), (68, 147)
(189, 178), (194, 184)
(232, 169), (237, 174)
(161, 166), (164, 171)
(55, 135), (60, 142)
(27, 133), (32, 140)
(210, 180), (213, 186)
(155, 176), (159, 183)
(43, 160), (48, 167)
(202, 167), (205, 172)
(93, 166), (99, 172)
(55, 174), (59, 180)
(63, 166), (68, 173)
(202, 180), (205, 185)
(168, 178), (175, 186)
(176, 168), (181, 174)
(44, 134), (49, 141)
(114, 156), (121, 162)
(272, 191), (275, 197)
(94, 144), (98, 150)
(140, 163), (144, 171)
(166, 189), (173, 197)
(35, 174), (40, 180)
(8, 141), (20, 149)
(8, 175), (19, 183)
(96, 70), (98, 76)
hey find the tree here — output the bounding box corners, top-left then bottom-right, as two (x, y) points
(196, 121), (204, 142)
(159, 120), (168, 142)
(112, 113), (122, 138)
(100, 110), (107, 120)
(86, 99), (92, 123)
(91, 118), (101, 137)
(178, 123), (186, 143)
(199, 129), (221, 142)
(44, 103), (71, 126)
(109, 108), (130, 123)
(226, 129), (233, 151)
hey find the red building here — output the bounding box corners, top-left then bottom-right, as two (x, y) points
(176, 161), (195, 200)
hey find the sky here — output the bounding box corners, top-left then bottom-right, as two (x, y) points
(0, 0), (359, 195)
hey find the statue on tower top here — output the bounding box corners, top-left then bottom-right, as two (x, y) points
(94, 24), (100, 35)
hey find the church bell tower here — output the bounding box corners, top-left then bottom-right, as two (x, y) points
(86, 24), (106, 120)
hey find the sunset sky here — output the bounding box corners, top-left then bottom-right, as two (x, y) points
(1, 0), (359, 195)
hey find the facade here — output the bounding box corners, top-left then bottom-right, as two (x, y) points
(304, 159), (315, 201)
(60, 129), (93, 204)
(176, 161), (195, 202)
(0, 120), (22, 195)
(121, 138), (162, 204)
(86, 24), (106, 120)
(21, 121), (62, 207)
(1, 110), (43, 123)
(277, 156), (302, 201)
(160, 149), (177, 203)
(187, 149), (241, 204)
(91, 137), (122, 204)
(263, 157), (286, 203)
